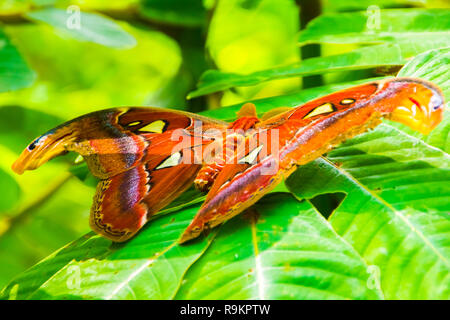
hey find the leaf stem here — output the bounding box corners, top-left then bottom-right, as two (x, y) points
(0, 173), (73, 238)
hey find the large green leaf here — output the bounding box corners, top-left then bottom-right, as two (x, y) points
(0, 22), (182, 118)
(175, 194), (382, 299)
(0, 28), (35, 92)
(0, 193), (382, 300)
(285, 44), (450, 300)
(298, 9), (450, 45)
(26, 8), (136, 48)
(286, 125), (450, 299)
(189, 8), (449, 98)
(320, 0), (440, 12)
(188, 40), (447, 98)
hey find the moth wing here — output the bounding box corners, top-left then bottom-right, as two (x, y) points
(13, 107), (227, 242)
(12, 107), (227, 179)
(258, 81), (381, 127)
(91, 145), (202, 242)
(87, 109), (227, 242)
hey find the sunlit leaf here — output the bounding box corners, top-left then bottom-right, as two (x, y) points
(188, 40), (448, 98)
(189, 8), (450, 98)
(176, 194), (383, 299)
(320, 0), (438, 12)
(204, 0), (300, 104)
(286, 126), (450, 299)
(299, 9), (450, 45)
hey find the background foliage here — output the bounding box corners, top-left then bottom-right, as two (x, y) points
(0, 0), (448, 300)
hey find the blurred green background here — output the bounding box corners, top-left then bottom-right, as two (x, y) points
(0, 0), (448, 291)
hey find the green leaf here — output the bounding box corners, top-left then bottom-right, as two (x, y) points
(298, 9), (450, 45)
(0, 203), (214, 299)
(157, 186), (205, 216)
(189, 8), (450, 98)
(175, 193), (383, 299)
(286, 124), (450, 299)
(1, 193), (382, 300)
(320, 0), (435, 12)
(0, 28), (35, 92)
(26, 8), (136, 48)
(139, 0), (206, 27)
(188, 40), (448, 98)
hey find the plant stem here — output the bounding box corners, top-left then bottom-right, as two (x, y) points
(0, 173), (73, 238)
